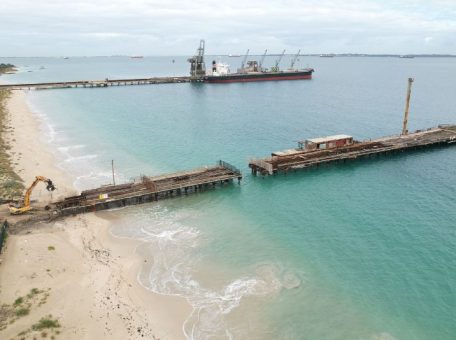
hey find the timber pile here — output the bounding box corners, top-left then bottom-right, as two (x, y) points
(249, 125), (456, 175)
(54, 161), (242, 214)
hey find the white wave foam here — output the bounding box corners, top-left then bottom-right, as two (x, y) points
(111, 206), (295, 339)
(57, 144), (86, 152)
(63, 154), (97, 163)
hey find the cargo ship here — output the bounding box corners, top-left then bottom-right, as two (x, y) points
(188, 40), (314, 83)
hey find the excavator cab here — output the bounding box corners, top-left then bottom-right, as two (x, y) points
(9, 176), (56, 215)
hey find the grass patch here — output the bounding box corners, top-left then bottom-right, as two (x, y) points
(15, 307), (30, 317)
(27, 288), (40, 298)
(15, 314), (61, 339)
(47, 246), (55, 251)
(1, 288), (54, 335)
(31, 315), (60, 331)
(14, 297), (24, 306)
(0, 88), (24, 201)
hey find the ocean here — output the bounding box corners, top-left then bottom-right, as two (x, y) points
(1, 55), (455, 339)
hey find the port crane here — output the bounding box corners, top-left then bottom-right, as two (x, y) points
(188, 40), (206, 78)
(290, 50), (301, 70)
(9, 176), (56, 215)
(273, 50), (286, 71)
(259, 49), (268, 71)
(240, 49), (250, 72)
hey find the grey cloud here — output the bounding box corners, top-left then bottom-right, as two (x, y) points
(0, 0), (455, 56)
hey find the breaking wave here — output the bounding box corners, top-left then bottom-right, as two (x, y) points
(111, 205), (300, 339)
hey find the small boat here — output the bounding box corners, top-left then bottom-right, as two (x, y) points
(130, 56), (144, 59)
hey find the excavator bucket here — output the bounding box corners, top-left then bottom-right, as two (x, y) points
(46, 180), (56, 191)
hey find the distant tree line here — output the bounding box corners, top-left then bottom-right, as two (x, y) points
(0, 63), (15, 75)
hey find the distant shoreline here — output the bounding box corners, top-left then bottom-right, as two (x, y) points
(0, 54), (455, 58)
(0, 64), (17, 75)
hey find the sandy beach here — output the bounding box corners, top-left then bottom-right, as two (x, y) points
(0, 90), (191, 339)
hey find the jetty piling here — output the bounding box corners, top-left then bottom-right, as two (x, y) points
(249, 125), (456, 176)
(5, 161), (242, 227)
(402, 78), (414, 135)
(0, 76), (193, 90)
(55, 160), (242, 216)
(249, 78), (456, 176)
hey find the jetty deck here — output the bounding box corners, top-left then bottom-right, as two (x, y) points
(249, 125), (456, 176)
(0, 76), (195, 90)
(54, 160), (241, 216)
(5, 161), (241, 227)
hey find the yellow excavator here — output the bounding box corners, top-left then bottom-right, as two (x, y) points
(9, 176), (56, 215)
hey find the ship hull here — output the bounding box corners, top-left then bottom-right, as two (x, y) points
(204, 69), (314, 83)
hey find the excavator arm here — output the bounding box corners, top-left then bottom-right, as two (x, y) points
(9, 176), (56, 215)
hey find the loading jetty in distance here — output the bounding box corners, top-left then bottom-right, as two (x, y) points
(249, 125), (456, 176)
(0, 39), (314, 91)
(0, 77), (192, 90)
(189, 40), (314, 83)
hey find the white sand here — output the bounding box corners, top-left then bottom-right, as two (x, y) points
(0, 90), (191, 339)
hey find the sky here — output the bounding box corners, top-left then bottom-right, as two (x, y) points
(0, 0), (455, 56)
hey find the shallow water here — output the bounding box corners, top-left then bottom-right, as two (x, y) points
(2, 55), (456, 339)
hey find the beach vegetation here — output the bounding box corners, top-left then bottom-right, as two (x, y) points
(14, 315), (61, 339)
(0, 63), (16, 74)
(31, 315), (60, 330)
(0, 288), (54, 338)
(27, 288), (41, 298)
(0, 89), (24, 201)
(15, 306), (30, 316)
(47, 246), (55, 251)
(14, 297), (24, 306)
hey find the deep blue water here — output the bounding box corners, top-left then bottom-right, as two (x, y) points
(1, 56), (455, 339)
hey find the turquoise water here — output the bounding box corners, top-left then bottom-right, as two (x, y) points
(2, 56), (455, 339)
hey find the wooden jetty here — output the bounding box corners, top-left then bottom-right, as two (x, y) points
(4, 161), (241, 228)
(54, 160), (241, 216)
(0, 76), (195, 90)
(249, 125), (456, 176)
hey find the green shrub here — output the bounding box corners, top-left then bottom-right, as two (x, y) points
(31, 316), (60, 331)
(14, 297), (23, 306)
(15, 307), (30, 316)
